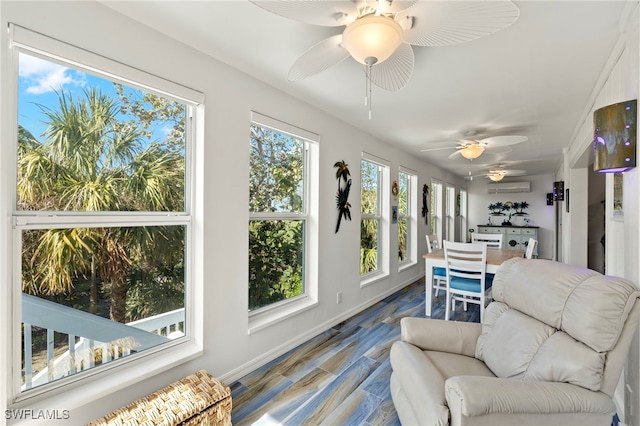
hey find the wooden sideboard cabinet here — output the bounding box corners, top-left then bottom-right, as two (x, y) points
(477, 225), (539, 256)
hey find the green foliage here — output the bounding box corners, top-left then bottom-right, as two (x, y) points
(250, 125), (304, 213)
(360, 219), (378, 274)
(18, 86), (187, 323)
(248, 220), (303, 310)
(248, 124), (306, 310)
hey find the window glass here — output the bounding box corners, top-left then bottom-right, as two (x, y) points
(361, 159), (381, 275)
(249, 124), (307, 311)
(17, 53), (186, 213)
(16, 52), (191, 392)
(398, 171), (410, 263)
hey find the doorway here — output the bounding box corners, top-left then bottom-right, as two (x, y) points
(587, 165), (605, 274)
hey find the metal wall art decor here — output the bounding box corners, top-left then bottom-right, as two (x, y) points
(421, 184), (429, 225)
(334, 160), (352, 233)
(593, 99), (637, 173)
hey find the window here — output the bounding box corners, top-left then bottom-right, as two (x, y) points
(360, 156), (389, 278)
(430, 180), (443, 242)
(459, 189), (468, 242)
(446, 185), (456, 241)
(398, 170), (416, 266)
(9, 25), (203, 401)
(249, 113), (317, 314)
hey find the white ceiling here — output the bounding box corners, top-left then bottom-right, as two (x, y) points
(101, 0), (631, 180)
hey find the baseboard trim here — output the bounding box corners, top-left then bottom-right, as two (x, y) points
(218, 273), (424, 384)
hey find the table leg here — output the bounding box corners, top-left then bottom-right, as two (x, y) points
(425, 260), (433, 317)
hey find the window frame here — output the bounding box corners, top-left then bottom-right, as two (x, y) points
(430, 179), (443, 244)
(247, 112), (319, 333)
(5, 24), (205, 407)
(445, 184), (456, 241)
(459, 189), (468, 243)
(360, 153), (389, 284)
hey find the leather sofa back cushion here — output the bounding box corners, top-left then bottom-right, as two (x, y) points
(477, 304), (605, 391)
(492, 258), (640, 352)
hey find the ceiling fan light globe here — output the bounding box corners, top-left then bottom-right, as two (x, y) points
(459, 144), (485, 160)
(342, 15), (403, 65)
(488, 173), (505, 182)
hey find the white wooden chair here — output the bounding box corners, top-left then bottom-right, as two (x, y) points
(426, 234), (447, 297)
(525, 237), (538, 259)
(471, 232), (503, 249)
(443, 241), (491, 322)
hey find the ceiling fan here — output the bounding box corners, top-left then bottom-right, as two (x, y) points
(421, 132), (529, 160)
(466, 165), (527, 182)
(249, 0), (520, 117)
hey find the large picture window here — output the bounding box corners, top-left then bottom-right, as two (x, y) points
(10, 26), (202, 399)
(249, 117), (312, 312)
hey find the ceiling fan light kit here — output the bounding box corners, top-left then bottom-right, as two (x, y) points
(341, 15), (403, 65)
(459, 144), (486, 160)
(488, 173), (505, 182)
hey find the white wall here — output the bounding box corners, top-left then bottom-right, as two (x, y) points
(467, 174), (555, 259)
(0, 1), (469, 423)
(559, 3), (639, 424)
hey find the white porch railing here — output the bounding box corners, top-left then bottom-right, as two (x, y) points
(21, 293), (184, 391)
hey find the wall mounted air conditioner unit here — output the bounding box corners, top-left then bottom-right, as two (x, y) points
(487, 181), (531, 194)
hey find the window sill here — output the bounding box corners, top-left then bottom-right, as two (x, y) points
(10, 340), (202, 415)
(399, 260), (417, 272)
(360, 271), (389, 288)
(248, 297), (318, 334)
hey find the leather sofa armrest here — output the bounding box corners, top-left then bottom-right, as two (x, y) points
(400, 317), (481, 357)
(445, 376), (615, 418)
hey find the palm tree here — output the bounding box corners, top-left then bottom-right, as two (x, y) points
(18, 88), (185, 323)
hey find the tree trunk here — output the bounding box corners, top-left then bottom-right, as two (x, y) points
(90, 257), (98, 315)
(109, 271), (128, 323)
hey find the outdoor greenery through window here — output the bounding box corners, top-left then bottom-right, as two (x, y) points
(361, 159), (382, 275)
(249, 122), (307, 311)
(397, 171), (410, 264)
(15, 50), (192, 393)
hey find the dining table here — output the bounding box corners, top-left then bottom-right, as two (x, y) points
(423, 247), (524, 316)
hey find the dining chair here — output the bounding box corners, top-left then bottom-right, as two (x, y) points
(443, 241), (490, 322)
(525, 237), (538, 259)
(471, 232), (503, 249)
(426, 234), (447, 297)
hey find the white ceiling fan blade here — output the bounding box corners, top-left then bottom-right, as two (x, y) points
(481, 135), (528, 146)
(485, 146), (513, 155)
(288, 35), (351, 81)
(420, 145), (457, 152)
(492, 169), (526, 176)
(366, 42), (414, 91)
(397, 1), (520, 47)
(448, 150), (464, 159)
(250, 0), (358, 27)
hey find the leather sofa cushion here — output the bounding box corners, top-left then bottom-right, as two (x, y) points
(492, 258), (640, 352)
(477, 304), (605, 391)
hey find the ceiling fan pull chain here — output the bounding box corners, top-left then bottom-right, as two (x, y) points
(364, 58), (376, 120)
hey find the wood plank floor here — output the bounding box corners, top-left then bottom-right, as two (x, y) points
(230, 278), (480, 425)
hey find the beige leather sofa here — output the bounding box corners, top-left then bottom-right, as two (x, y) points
(390, 258), (640, 425)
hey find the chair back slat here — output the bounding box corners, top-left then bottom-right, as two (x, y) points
(472, 233), (503, 249)
(444, 241), (487, 282)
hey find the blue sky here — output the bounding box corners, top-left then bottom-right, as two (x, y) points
(18, 52), (173, 143)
